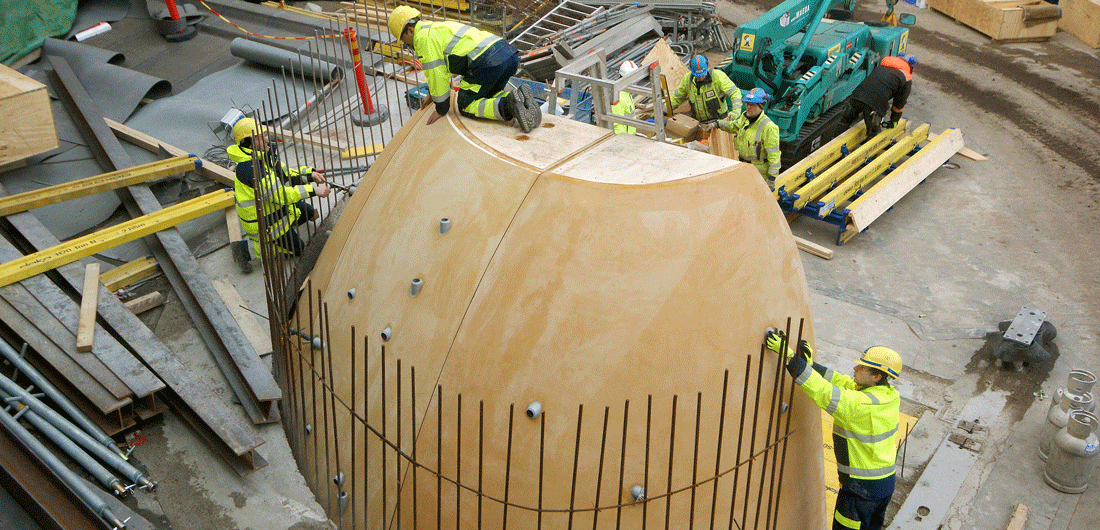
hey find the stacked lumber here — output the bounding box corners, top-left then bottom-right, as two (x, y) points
(1058, 0), (1100, 47)
(0, 56), (274, 477)
(928, 0), (1061, 41)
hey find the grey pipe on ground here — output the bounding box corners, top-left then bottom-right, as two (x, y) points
(0, 405), (126, 529)
(0, 388), (126, 495)
(230, 37), (344, 83)
(0, 340), (119, 456)
(0, 372), (154, 489)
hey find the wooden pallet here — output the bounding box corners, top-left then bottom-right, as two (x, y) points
(928, 0), (1061, 41)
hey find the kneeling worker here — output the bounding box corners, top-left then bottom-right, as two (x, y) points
(718, 88), (781, 183)
(227, 118), (330, 262)
(669, 55), (741, 126)
(389, 6), (541, 132)
(766, 330), (902, 530)
(611, 60), (639, 135)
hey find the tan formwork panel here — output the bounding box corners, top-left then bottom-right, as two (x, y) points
(295, 110), (825, 530)
(0, 64), (58, 167)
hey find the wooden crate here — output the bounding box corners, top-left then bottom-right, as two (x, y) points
(0, 63), (58, 167)
(1059, 0), (1100, 47)
(928, 0), (1061, 41)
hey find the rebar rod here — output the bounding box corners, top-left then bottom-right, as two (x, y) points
(615, 400), (630, 530)
(567, 404), (584, 530)
(708, 370), (730, 530)
(592, 406), (611, 530)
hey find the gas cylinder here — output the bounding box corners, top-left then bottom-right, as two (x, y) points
(1062, 369), (1097, 412)
(1044, 411), (1099, 494)
(1039, 391), (1093, 461)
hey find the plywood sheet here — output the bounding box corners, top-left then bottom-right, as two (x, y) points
(0, 64), (58, 165)
(297, 107), (824, 530)
(1059, 0), (1100, 47)
(642, 38), (691, 91)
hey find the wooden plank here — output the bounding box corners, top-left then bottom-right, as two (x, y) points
(52, 55), (280, 430)
(640, 38), (690, 89)
(1004, 503), (1030, 530)
(707, 128), (739, 160)
(0, 156), (196, 218)
(100, 256), (158, 292)
(212, 278), (273, 357)
(0, 190), (234, 288)
(104, 118), (235, 186)
(75, 263), (99, 353)
(0, 63), (58, 166)
(845, 128), (965, 238)
(1059, 0), (1100, 47)
(0, 179), (264, 472)
(0, 285), (131, 400)
(124, 292), (166, 314)
(957, 146), (987, 161)
(340, 143), (386, 159)
(273, 129), (348, 151)
(794, 236), (834, 260)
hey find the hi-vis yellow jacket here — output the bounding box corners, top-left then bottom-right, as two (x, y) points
(227, 144), (315, 254)
(790, 360), (900, 486)
(414, 20), (501, 115)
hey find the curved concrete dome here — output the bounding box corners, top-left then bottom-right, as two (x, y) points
(294, 110), (824, 530)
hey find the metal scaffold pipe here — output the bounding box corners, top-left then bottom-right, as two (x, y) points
(0, 388), (127, 495)
(0, 339), (119, 456)
(0, 372), (154, 490)
(0, 404), (127, 529)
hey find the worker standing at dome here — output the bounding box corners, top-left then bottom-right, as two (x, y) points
(718, 88), (781, 184)
(766, 330), (902, 530)
(669, 54), (741, 126)
(388, 5), (541, 132)
(611, 60), (639, 135)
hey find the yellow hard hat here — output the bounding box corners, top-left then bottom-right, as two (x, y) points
(232, 117), (266, 145)
(388, 5), (421, 39)
(858, 346), (902, 379)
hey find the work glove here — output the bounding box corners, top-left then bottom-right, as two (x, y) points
(717, 119), (731, 132)
(765, 329), (793, 358)
(311, 169), (326, 184)
(765, 329), (814, 364)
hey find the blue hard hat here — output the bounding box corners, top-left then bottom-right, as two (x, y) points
(744, 87), (770, 104)
(898, 53), (917, 70)
(690, 55), (708, 77)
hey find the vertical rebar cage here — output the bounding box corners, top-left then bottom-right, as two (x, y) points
(248, 4), (825, 529)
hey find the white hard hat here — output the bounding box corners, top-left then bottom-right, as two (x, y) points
(619, 60), (639, 78)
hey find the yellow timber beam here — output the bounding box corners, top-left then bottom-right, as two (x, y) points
(775, 124), (867, 199)
(340, 143), (385, 159)
(0, 190), (234, 288)
(816, 123), (931, 218)
(792, 120), (910, 211)
(0, 156), (197, 217)
(100, 256), (159, 292)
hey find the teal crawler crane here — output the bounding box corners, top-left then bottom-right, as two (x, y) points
(720, 0), (914, 167)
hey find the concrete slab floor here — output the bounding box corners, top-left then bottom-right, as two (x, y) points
(7, 0), (1099, 528)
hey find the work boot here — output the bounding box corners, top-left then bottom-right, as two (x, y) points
(510, 84), (542, 133)
(232, 240), (253, 274)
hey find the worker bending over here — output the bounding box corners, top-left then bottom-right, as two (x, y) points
(670, 55), (741, 126)
(718, 88), (781, 184)
(841, 54), (916, 137)
(766, 330), (902, 530)
(389, 6), (541, 132)
(227, 118), (330, 263)
(611, 60), (638, 135)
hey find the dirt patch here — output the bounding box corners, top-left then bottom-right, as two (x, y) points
(964, 331), (1059, 423)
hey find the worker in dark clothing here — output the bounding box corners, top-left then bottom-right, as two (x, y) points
(841, 54), (915, 137)
(766, 330), (902, 530)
